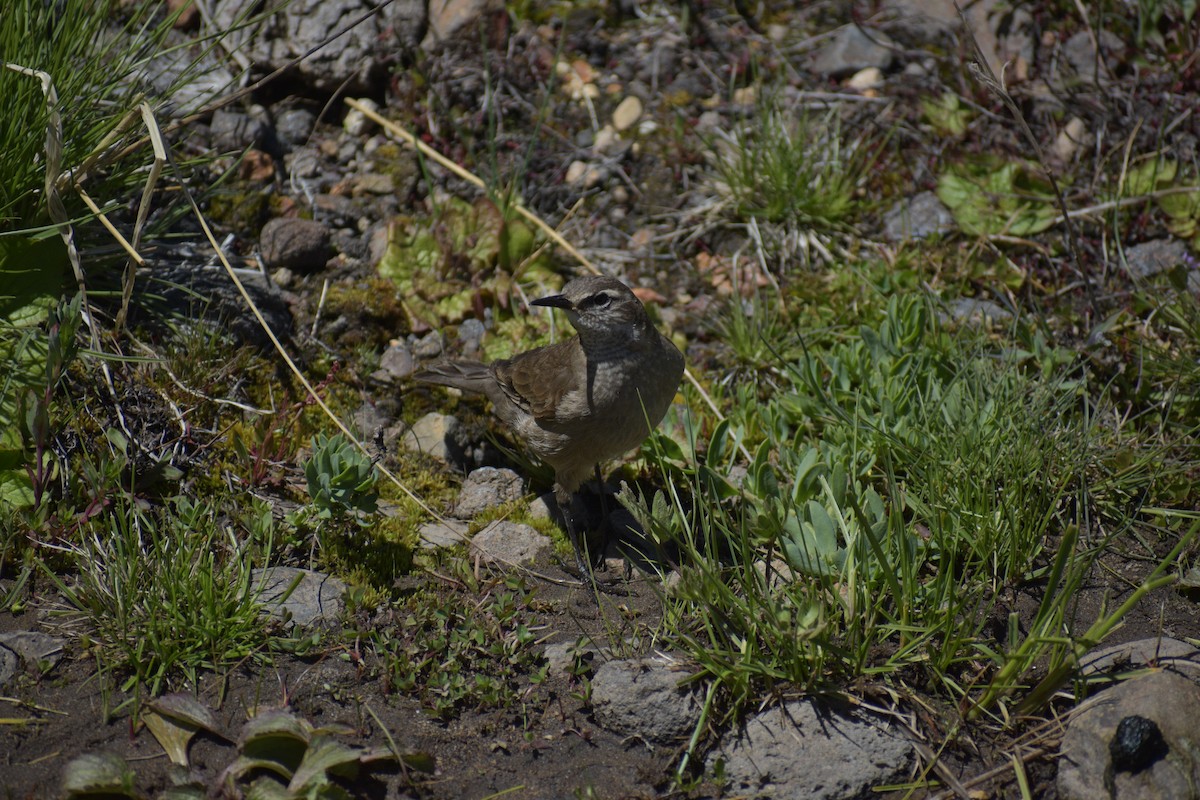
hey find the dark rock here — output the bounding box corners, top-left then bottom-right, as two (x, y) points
(210, 107), (272, 152)
(214, 0), (426, 94)
(1110, 716), (1167, 774)
(259, 217), (332, 273)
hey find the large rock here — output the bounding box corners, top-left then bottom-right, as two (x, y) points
(591, 656), (702, 744)
(212, 0), (425, 94)
(709, 698), (913, 799)
(1058, 671), (1200, 800)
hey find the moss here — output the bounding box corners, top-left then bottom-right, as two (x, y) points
(206, 188), (271, 232)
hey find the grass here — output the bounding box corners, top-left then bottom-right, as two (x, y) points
(46, 493), (272, 699)
(628, 283), (1198, 739)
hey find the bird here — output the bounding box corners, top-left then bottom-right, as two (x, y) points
(414, 275), (685, 579)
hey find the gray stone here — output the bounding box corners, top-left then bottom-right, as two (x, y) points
(0, 632), (65, 671)
(453, 467), (524, 519)
(468, 521), (549, 567)
(400, 412), (466, 463)
(1063, 30), (1125, 85)
(944, 298), (1013, 325)
(458, 318), (486, 356)
(275, 108), (317, 149)
(1123, 238), (1192, 279)
(882, 191), (955, 241)
(1058, 671), (1200, 800)
(252, 567), (347, 628)
(417, 518), (469, 548)
(710, 698), (914, 799)
(145, 48), (235, 117)
(210, 108), (271, 152)
(259, 218), (332, 273)
(214, 0), (426, 94)
(592, 656), (702, 744)
(1080, 637), (1200, 680)
(543, 640), (597, 677)
(881, 0), (958, 41)
(0, 644), (18, 688)
(412, 331), (444, 359)
(809, 26), (896, 78)
(376, 341), (417, 380)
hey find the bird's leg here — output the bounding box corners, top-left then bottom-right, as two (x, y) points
(555, 484), (593, 582)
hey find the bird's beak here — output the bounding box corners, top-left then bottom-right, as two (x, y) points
(531, 293), (572, 310)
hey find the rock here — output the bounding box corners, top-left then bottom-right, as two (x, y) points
(457, 318), (486, 356)
(591, 656), (702, 744)
(401, 412), (466, 463)
(376, 340), (417, 380)
(275, 107), (317, 149)
(468, 521), (549, 567)
(213, 0), (425, 94)
(423, 0), (496, 47)
(453, 467), (524, 519)
(146, 47), (234, 116)
(0, 644), (18, 688)
(944, 297), (1013, 325)
(252, 567), (347, 628)
(210, 107), (272, 152)
(1052, 116), (1088, 163)
(543, 640), (597, 677)
(882, 191), (955, 241)
(809, 26), (896, 78)
(412, 331), (444, 359)
(1079, 637), (1200, 680)
(0, 631), (66, 670)
(710, 698), (913, 799)
(1058, 671), (1200, 800)
(611, 95), (643, 132)
(846, 66), (884, 91)
(1122, 238), (1191, 279)
(0, 632), (65, 686)
(881, 0), (958, 41)
(259, 218), (332, 273)
(343, 98), (378, 136)
(1062, 29), (1125, 85)
(417, 518), (469, 548)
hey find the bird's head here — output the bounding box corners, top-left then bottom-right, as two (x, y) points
(532, 276), (649, 345)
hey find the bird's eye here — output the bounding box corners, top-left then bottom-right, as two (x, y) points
(588, 292), (612, 309)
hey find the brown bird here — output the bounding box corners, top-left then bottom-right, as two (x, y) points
(415, 275), (685, 578)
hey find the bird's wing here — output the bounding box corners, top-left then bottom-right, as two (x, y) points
(412, 360), (492, 394)
(491, 340), (583, 422)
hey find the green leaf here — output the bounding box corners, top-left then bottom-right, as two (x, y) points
(61, 752), (139, 798)
(937, 158), (1057, 236)
(289, 735), (362, 791)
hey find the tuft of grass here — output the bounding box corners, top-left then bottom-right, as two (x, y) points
(706, 93), (873, 230)
(45, 494), (272, 698)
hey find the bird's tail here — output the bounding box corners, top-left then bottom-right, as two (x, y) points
(412, 361), (492, 395)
